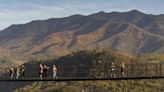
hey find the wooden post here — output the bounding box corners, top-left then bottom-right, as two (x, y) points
(131, 64), (134, 77)
(160, 63), (162, 76)
(4, 67), (6, 79)
(140, 64), (143, 76)
(156, 63), (158, 76)
(126, 64), (129, 77)
(146, 64), (148, 76)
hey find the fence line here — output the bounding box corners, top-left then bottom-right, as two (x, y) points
(0, 63), (164, 80)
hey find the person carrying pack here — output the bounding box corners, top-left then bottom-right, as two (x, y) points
(43, 65), (49, 78)
(52, 65), (58, 79)
(20, 65), (26, 78)
(110, 62), (116, 78)
(10, 66), (14, 79)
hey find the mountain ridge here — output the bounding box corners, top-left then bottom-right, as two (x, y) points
(0, 10), (164, 62)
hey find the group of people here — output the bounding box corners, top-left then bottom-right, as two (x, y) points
(39, 64), (57, 80)
(9, 65), (26, 79)
(9, 64), (58, 79)
(110, 61), (125, 78)
(9, 62), (125, 79)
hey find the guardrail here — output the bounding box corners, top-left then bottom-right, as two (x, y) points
(0, 63), (164, 80)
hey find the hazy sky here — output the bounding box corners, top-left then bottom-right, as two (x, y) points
(0, 0), (163, 30)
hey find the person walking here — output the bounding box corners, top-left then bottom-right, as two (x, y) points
(20, 65), (26, 78)
(43, 65), (49, 79)
(39, 64), (44, 80)
(16, 66), (20, 79)
(52, 65), (57, 79)
(120, 61), (125, 77)
(110, 62), (116, 78)
(10, 66), (14, 79)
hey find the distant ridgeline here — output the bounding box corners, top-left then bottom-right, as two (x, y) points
(0, 10), (164, 62)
